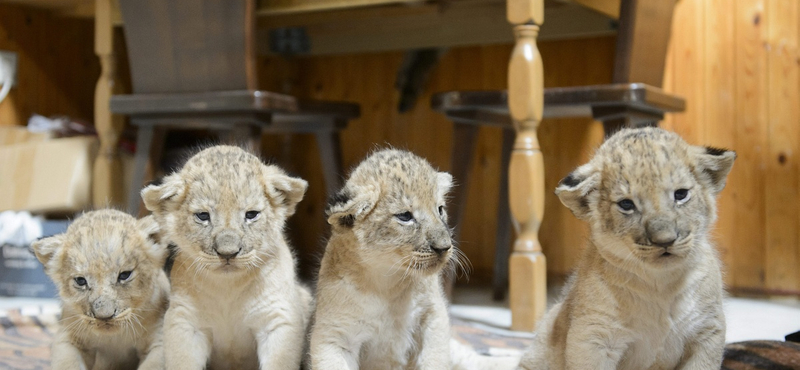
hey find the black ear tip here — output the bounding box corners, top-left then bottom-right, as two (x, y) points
(559, 173), (582, 188)
(326, 190), (351, 210)
(338, 214), (355, 228)
(705, 146), (730, 156)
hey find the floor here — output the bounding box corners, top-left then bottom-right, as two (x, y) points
(449, 284), (800, 343)
(2, 286), (799, 344)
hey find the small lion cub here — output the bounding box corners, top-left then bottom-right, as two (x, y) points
(518, 127), (735, 370)
(32, 209), (169, 370)
(141, 145), (312, 370)
(310, 149), (516, 370)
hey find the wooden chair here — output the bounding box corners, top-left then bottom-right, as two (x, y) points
(431, 0), (683, 318)
(111, 0), (359, 215)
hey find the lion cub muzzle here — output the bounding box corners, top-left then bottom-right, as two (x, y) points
(90, 296), (118, 321)
(212, 229), (244, 260)
(644, 217), (679, 248)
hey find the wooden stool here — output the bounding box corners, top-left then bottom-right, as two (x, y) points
(111, 0), (359, 216)
(432, 83), (685, 300)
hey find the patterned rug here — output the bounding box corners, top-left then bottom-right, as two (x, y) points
(1, 307), (798, 369)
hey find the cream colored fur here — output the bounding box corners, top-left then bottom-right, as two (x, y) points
(141, 145), (312, 370)
(518, 127), (735, 370)
(31, 209), (170, 370)
(310, 149), (518, 370)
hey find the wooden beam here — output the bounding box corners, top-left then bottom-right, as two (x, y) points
(258, 0), (424, 16)
(258, 0), (614, 55)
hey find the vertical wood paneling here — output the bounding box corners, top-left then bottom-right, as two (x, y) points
(702, 0), (737, 285)
(668, 0), (705, 144)
(764, 0), (799, 292)
(731, 0), (769, 290)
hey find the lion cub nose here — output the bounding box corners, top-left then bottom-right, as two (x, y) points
(645, 219), (678, 248)
(214, 231), (242, 259)
(214, 247), (241, 260)
(430, 244), (451, 255)
(92, 300), (116, 321)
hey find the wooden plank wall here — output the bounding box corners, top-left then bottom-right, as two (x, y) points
(662, 0), (800, 295)
(258, 38), (612, 281)
(0, 4), (98, 127)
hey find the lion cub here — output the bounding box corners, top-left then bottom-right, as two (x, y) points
(32, 209), (169, 370)
(141, 145), (312, 370)
(310, 149), (516, 370)
(518, 128), (735, 370)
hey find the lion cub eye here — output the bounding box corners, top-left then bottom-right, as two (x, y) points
(438, 206), (444, 216)
(245, 210), (260, 221)
(617, 199), (636, 214)
(118, 271), (132, 282)
(674, 189), (690, 204)
(74, 277), (87, 287)
(395, 211), (414, 222)
(194, 212), (210, 223)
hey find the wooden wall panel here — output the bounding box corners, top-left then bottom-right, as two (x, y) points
(260, 37), (613, 281)
(764, 0), (799, 292)
(0, 4), (98, 127)
(665, 0), (800, 295)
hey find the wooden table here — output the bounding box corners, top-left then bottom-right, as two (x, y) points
(9, 0), (621, 332)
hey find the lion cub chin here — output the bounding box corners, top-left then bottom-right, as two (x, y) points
(32, 209), (170, 370)
(518, 128), (735, 370)
(141, 145), (312, 370)
(310, 149), (517, 370)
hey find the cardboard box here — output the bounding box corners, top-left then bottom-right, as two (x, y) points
(0, 220), (69, 298)
(0, 126), (51, 146)
(0, 136), (98, 214)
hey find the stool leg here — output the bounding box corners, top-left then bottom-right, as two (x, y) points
(315, 130), (343, 196)
(492, 128), (515, 301)
(445, 123), (479, 299)
(129, 125), (154, 216)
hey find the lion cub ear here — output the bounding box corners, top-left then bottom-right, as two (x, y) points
(555, 163), (600, 221)
(326, 185), (379, 228)
(141, 173), (186, 213)
(30, 234), (66, 272)
(693, 146), (736, 195)
(136, 216), (168, 265)
(263, 166), (308, 218)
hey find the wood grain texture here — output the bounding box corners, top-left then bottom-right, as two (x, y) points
(764, 0), (799, 292)
(0, 4), (98, 127)
(701, 0), (736, 287)
(664, 0), (800, 295)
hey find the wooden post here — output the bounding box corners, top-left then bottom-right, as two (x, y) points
(93, 0), (125, 207)
(507, 0), (546, 332)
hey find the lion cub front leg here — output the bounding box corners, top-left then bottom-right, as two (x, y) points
(564, 317), (629, 370)
(163, 304), (210, 370)
(677, 322), (725, 370)
(137, 334), (165, 370)
(254, 313), (307, 369)
(415, 305), (450, 370)
(50, 331), (90, 370)
(310, 322), (361, 370)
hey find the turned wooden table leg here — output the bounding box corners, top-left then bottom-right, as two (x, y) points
(93, 0), (125, 208)
(507, 0), (546, 332)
